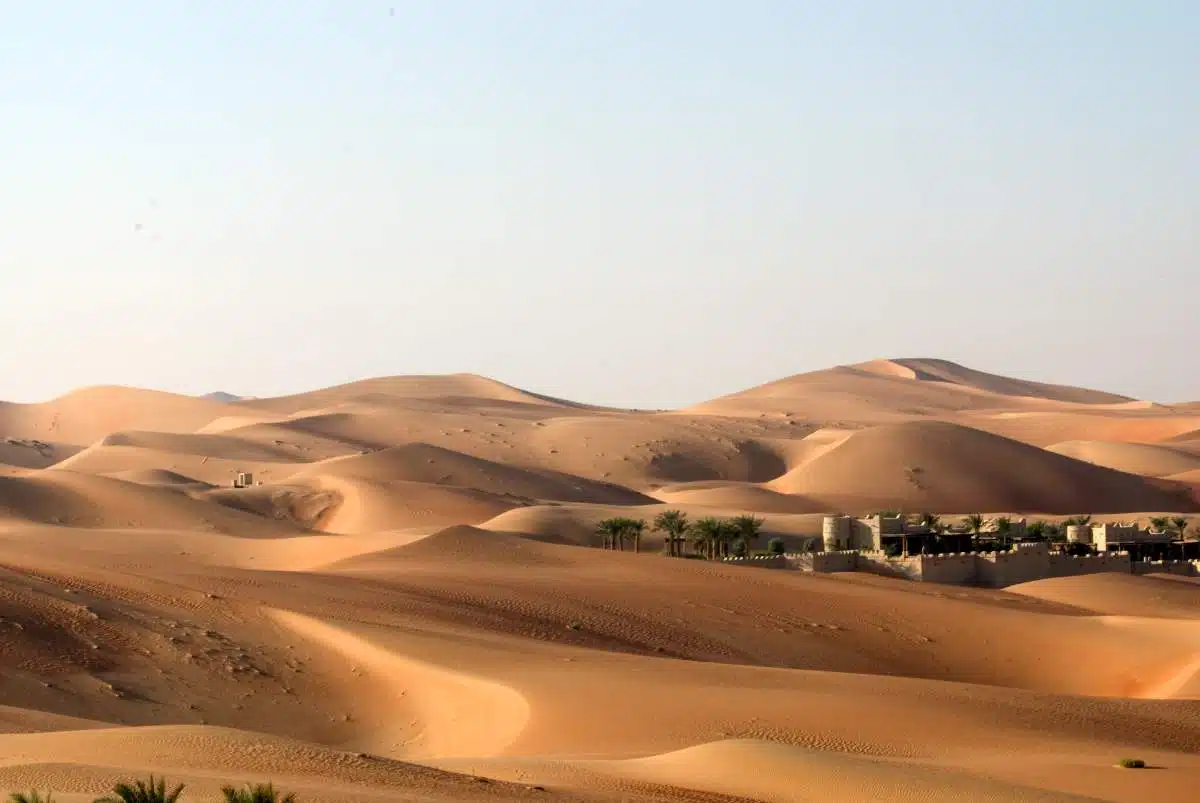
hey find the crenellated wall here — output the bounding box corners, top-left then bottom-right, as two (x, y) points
(720, 543), (1195, 587)
(916, 553), (979, 585)
(1131, 559), (1200, 577)
(1046, 551), (1133, 578)
(856, 551), (921, 580)
(809, 550), (859, 572)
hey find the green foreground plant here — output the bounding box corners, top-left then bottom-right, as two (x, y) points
(222, 782), (297, 803)
(94, 776), (185, 803)
(10, 791), (55, 803)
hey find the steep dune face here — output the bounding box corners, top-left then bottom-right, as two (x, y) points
(769, 420), (1196, 513)
(652, 482), (824, 513)
(690, 358), (1132, 421)
(0, 439), (77, 470)
(857, 359), (1135, 405)
(1045, 440), (1200, 477)
(1008, 574), (1200, 619)
(963, 410), (1200, 448)
(690, 365), (999, 419)
(297, 475), (521, 534)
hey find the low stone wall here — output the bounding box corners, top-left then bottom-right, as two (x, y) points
(917, 553), (979, 585)
(723, 551), (860, 572)
(722, 547), (1191, 588)
(1047, 552), (1132, 579)
(721, 554), (790, 569)
(808, 550), (859, 572)
(1131, 559), (1200, 577)
(856, 551), (920, 580)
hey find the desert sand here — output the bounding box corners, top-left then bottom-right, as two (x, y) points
(1, 359), (1199, 802)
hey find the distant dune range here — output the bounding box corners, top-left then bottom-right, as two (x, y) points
(1, 359), (1199, 802)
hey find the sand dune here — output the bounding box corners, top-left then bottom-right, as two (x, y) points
(291, 443), (656, 506)
(0, 725), (586, 803)
(0, 471), (297, 533)
(963, 410), (1200, 448)
(1045, 440), (1200, 477)
(296, 475), (521, 534)
(652, 481), (824, 513)
(108, 468), (213, 488)
(4, 360), (1200, 802)
(1008, 573), (1200, 618)
(690, 358), (1131, 421)
(239, 374), (575, 415)
(856, 358), (1134, 405)
(768, 420), (1196, 513)
(0, 387), (231, 445)
(578, 739), (1101, 803)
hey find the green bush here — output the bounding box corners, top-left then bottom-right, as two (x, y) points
(94, 776), (185, 803)
(1117, 758), (1146, 769)
(766, 537), (785, 555)
(222, 783), (297, 803)
(10, 791), (54, 803)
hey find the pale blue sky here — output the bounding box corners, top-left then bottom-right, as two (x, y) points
(1, 1), (1196, 407)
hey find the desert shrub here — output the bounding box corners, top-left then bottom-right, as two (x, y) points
(94, 776), (184, 803)
(10, 791), (54, 803)
(222, 783), (297, 803)
(731, 538), (748, 558)
(1117, 758), (1146, 769)
(883, 542), (904, 558)
(766, 537), (785, 555)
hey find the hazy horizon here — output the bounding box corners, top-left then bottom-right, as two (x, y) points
(3, 1), (1196, 408)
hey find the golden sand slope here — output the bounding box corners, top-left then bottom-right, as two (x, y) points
(2, 360), (1200, 802)
(857, 358), (1135, 405)
(1045, 440), (1200, 478)
(2, 519), (1200, 801)
(768, 420), (1192, 513)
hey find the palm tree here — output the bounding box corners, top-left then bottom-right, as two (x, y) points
(730, 515), (764, 555)
(653, 510), (689, 557)
(596, 518), (625, 551)
(1171, 516), (1189, 538)
(625, 518), (646, 553)
(919, 512), (941, 531)
(689, 517), (726, 560)
(1150, 516), (1170, 533)
(963, 514), (984, 544)
(1026, 521), (1047, 542)
(221, 783), (296, 803)
(718, 519), (741, 558)
(994, 516), (1013, 549)
(95, 776), (185, 803)
(10, 792), (54, 803)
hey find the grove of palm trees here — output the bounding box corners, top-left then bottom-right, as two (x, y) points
(597, 511), (767, 559)
(10, 779), (295, 803)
